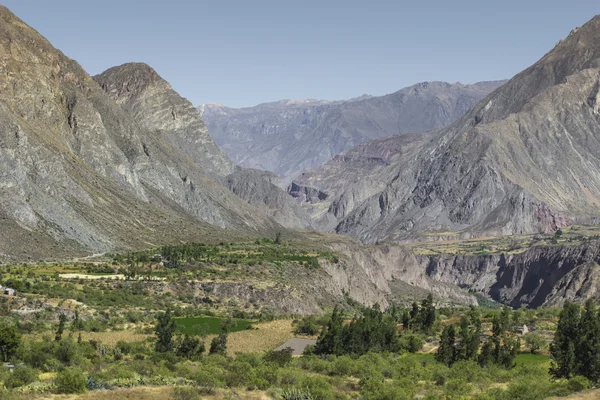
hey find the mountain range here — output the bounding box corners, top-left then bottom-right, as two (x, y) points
(0, 5), (312, 260)
(291, 17), (600, 243)
(2, 3), (600, 308)
(200, 80), (505, 185)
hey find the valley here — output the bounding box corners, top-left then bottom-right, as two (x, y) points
(0, 2), (599, 399)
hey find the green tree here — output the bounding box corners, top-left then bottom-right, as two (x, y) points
(550, 301), (580, 379)
(409, 302), (420, 329)
(0, 323), (21, 362)
(524, 332), (547, 355)
(457, 315), (480, 361)
(209, 333), (228, 355)
(436, 324), (456, 366)
(419, 294), (436, 333)
(275, 232), (282, 245)
(478, 340), (494, 367)
(155, 309), (176, 353)
(176, 334), (205, 360)
(55, 313), (67, 342)
(314, 306), (344, 355)
(71, 310), (84, 331)
(576, 299), (600, 382)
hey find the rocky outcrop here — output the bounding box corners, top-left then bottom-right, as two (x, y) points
(420, 242), (600, 308)
(201, 81), (504, 185)
(292, 15), (600, 242)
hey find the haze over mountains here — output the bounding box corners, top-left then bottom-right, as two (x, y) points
(292, 17), (600, 243)
(200, 81), (505, 185)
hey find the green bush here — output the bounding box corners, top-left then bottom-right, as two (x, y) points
(281, 387), (315, 400)
(264, 347), (293, 367)
(171, 386), (202, 400)
(567, 375), (590, 392)
(294, 317), (320, 336)
(54, 367), (87, 394)
(5, 366), (38, 388)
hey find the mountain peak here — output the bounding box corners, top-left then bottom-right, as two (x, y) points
(94, 62), (165, 101)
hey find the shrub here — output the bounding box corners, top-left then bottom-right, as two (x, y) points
(55, 367), (87, 394)
(5, 366), (38, 388)
(294, 317), (320, 336)
(567, 375), (590, 392)
(171, 386), (201, 400)
(281, 387), (316, 400)
(209, 333), (227, 355)
(264, 347), (293, 367)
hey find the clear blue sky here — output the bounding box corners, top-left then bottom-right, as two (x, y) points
(4, 1), (599, 108)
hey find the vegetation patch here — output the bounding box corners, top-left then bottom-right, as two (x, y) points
(174, 316), (253, 336)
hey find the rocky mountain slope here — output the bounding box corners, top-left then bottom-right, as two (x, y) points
(93, 63), (313, 230)
(292, 16), (600, 243)
(0, 5), (315, 260)
(200, 81), (504, 185)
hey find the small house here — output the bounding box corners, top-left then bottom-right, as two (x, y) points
(4, 288), (15, 296)
(518, 324), (529, 335)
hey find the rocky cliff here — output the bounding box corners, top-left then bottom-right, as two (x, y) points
(200, 81), (504, 185)
(421, 242), (600, 308)
(292, 16), (600, 242)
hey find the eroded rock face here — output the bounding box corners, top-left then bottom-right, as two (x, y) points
(200, 81), (504, 185)
(421, 242), (600, 308)
(292, 15), (600, 242)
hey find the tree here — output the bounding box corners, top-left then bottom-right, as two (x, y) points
(209, 333), (228, 355)
(576, 299), (600, 382)
(71, 310), (84, 331)
(176, 334), (205, 360)
(275, 232), (282, 245)
(419, 294), (436, 333)
(0, 323), (21, 362)
(401, 310), (411, 330)
(409, 302), (420, 329)
(457, 315), (480, 362)
(55, 313), (67, 342)
(524, 332), (547, 355)
(478, 340), (494, 367)
(550, 301), (580, 379)
(436, 324), (456, 366)
(314, 306), (344, 355)
(155, 309), (176, 353)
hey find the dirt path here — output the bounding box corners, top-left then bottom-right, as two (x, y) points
(276, 338), (317, 355)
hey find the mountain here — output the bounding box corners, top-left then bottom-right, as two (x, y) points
(199, 81), (505, 185)
(291, 16), (600, 243)
(94, 63), (313, 230)
(0, 5), (314, 260)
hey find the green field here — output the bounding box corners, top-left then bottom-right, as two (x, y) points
(514, 353), (551, 367)
(174, 316), (253, 335)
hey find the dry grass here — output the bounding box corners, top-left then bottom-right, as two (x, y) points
(207, 319), (294, 355)
(551, 389), (600, 399)
(25, 331), (151, 347)
(36, 386), (271, 400)
(24, 319), (293, 353)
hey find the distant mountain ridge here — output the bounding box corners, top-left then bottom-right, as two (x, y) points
(290, 16), (600, 242)
(199, 80), (506, 184)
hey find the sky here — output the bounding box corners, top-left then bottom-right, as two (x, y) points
(4, 1), (600, 108)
